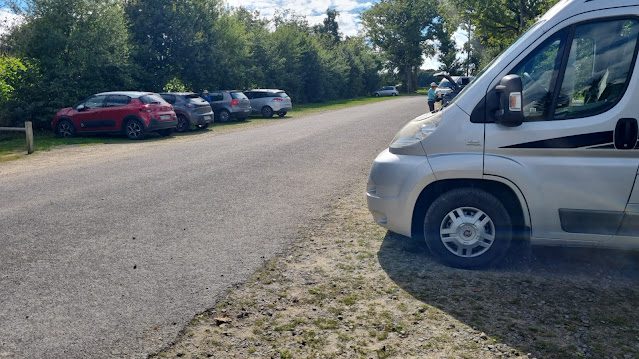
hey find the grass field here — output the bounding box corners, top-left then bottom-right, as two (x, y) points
(0, 95), (409, 162)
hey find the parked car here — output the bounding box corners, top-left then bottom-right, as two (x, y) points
(204, 90), (251, 122)
(52, 91), (177, 140)
(434, 74), (476, 107)
(434, 76), (474, 98)
(373, 86), (399, 97)
(367, 0), (639, 269)
(160, 92), (214, 132)
(244, 89), (293, 118)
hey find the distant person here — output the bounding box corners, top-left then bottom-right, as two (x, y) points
(427, 82), (437, 113)
(202, 90), (212, 102)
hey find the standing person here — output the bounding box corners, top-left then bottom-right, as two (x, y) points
(427, 82), (438, 113)
(202, 90), (212, 102)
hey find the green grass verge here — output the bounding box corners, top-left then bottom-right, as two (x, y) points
(0, 95), (409, 161)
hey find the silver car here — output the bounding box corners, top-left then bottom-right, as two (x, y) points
(159, 92), (214, 132)
(373, 86), (399, 97)
(244, 89), (293, 118)
(205, 90), (252, 122)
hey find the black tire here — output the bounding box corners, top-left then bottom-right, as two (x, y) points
(374, 93), (380, 97)
(261, 106), (274, 118)
(124, 119), (146, 140)
(217, 109), (231, 122)
(157, 128), (174, 137)
(423, 188), (512, 269)
(55, 119), (75, 138)
(176, 115), (190, 132)
(278, 111), (287, 118)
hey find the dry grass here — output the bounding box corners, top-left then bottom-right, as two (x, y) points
(153, 182), (639, 359)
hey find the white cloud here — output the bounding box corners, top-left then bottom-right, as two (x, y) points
(226, 0), (371, 36)
(0, 9), (21, 36)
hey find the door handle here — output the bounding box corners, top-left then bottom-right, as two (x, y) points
(614, 118), (638, 150)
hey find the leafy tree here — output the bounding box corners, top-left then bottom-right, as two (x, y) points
(314, 8), (341, 45)
(442, 0), (558, 66)
(362, 0), (439, 93)
(0, 55), (27, 125)
(432, 19), (463, 74)
(2, 0), (132, 127)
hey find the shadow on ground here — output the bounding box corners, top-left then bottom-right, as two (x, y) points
(378, 232), (639, 358)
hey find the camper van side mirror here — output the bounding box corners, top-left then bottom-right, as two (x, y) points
(494, 75), (524, 127)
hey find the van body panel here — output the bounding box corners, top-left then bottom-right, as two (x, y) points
(484, 6), (639, 242)
(422, 105), (484, 158)
(367, 150), (436, 237)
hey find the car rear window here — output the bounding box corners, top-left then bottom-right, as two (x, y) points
(185, 94), (208, 104)
(230, 92), (248, 100)
(140, 94), (167, 104)
(275, 92), (289, 98)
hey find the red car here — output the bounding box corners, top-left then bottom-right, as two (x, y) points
(52, 91), (178, 140)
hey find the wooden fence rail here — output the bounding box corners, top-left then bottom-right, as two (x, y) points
(0, 121), (34, 154)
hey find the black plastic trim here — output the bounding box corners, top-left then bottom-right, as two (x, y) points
(559, 208), (623, 235)
(501, 131), (613, 149)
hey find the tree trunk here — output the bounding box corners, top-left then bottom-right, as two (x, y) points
(519, 0), (526, 33)
(405, 65), (412, 93)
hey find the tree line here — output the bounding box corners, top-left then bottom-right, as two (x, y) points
(0, 0), (382, 127)
(0, 0), (559, 128)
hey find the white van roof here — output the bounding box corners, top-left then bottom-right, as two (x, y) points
(543, 0), (639, 24)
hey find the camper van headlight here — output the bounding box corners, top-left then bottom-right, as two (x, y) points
(390, 112), (441, 150)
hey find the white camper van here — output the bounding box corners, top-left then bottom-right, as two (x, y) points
(367, 0), (639, 268)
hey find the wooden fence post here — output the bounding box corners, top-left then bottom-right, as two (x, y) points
(25, 121), (34, 154)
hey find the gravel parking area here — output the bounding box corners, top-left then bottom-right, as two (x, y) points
(153, 179), (639, 359)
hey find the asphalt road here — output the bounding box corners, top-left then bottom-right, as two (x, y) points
(0, 96), (426, 358)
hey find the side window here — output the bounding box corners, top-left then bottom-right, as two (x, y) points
(244, 92), (253, 99)
(510, 31), (566, 121)
(84, 95), (107, 109)
(554, 19), (639, 119)
(211, 93), (223, 101)
(105, 95), (131, 107)
(161, 94), (176, 104)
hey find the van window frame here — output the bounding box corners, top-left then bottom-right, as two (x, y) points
(472, 15), (639, 124)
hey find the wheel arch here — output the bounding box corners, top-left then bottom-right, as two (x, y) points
(55, 116), (73, 126)
(122, 115), (144, 130)
(411, 178), (531, 242)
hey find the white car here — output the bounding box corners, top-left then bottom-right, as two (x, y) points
(367, 0), (639, 269)
(373, 86), (399, 97)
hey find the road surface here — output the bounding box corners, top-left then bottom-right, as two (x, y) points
(0, 96), (426, 358)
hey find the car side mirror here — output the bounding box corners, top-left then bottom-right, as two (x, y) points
(494, 75), (524, 127)
(76, 104), (87, 112)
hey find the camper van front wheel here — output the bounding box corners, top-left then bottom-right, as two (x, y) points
(423, 188), (512, 268)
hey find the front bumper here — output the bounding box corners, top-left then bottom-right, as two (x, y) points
(366, 149), (434, 237)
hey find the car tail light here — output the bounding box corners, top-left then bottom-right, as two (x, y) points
(230, 99), (240, 106)
(139, 105), (152, 113)
(272, 98), (284, 102)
